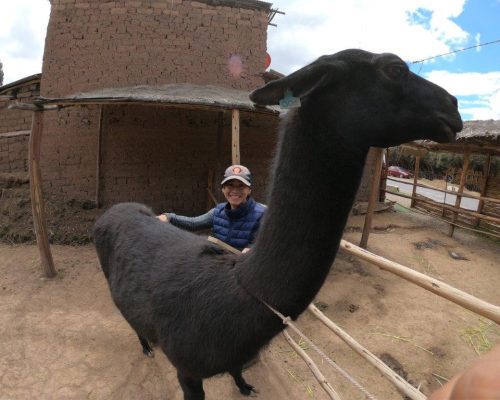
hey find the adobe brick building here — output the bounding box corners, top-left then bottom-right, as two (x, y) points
(38, 0), (278, 214)
(2, 0), (378, 227)
(0, 75), (41, 174)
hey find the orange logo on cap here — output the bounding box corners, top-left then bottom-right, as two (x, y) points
(233, 167), (242, 174)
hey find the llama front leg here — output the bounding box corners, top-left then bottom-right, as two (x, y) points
(177, 371), (205, 400)
(137, 334), (154, 357)
(230, 368), (258, 396)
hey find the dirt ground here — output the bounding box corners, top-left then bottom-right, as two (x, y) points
(1, 199), (500, 400)
(0, 172), (100, 245)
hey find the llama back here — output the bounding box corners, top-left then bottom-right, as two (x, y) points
(92, 202), (156, 279)
(93, 202), (218, 344)
(93, 202), (210, 278)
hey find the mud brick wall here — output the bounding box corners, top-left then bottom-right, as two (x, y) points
(40, 106), (100, 199)
(99, 105), (278, 214)
(0, 132), (30, 173)
(42, 0), (270, 97)
(0, 81), (40, 133)
(39, 0), (272, 206)
(0, 107), (33, 134)
(0, 78), (41, 173)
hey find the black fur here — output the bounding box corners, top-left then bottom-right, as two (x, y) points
(93, 49), (463, 399)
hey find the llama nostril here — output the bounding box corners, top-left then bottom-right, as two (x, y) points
(451, 96), (458, 108)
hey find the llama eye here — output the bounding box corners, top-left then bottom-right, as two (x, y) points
(385, 64), (407, 79)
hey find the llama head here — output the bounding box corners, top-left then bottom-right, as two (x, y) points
(250, 49), (463, 149)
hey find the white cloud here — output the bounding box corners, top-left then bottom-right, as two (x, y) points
(0, 0), (51, 84)
(424, 70), (500, 96)
(424, 70), (500, 120)
(267, 0), (469, 74)
(266, 0), (500, 121)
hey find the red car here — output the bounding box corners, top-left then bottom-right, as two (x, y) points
(387, 166), (413, 178)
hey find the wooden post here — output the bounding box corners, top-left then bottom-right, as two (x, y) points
(441, 178), (448, 217)
(29, 110), (56, 278)
(96, 105), (103, 208)
(214, 112), (224, 200)
(360, 147), (384, 249)
(207, 169), (216, 209)
(448, 153), (470, 237)
(231, 109), (240, 165)
(475, 154), (492, 227)
(410, 155), (420, 208)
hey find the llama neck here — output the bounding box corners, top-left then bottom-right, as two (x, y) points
(237, 112), (368, 318)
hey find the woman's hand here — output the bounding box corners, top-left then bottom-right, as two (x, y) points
(157, 214), (168, 222)
(428, 345), (500, 400)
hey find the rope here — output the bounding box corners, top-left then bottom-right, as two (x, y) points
(411, 38), (500, 64)
(264, 302), (379, 400)
(207, 237), (378, 399)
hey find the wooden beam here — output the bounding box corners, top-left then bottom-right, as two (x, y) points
(9, 102), (59, 111)
(448, 153), (470, 237)
(29, 111), (56, 278)
(231, 109), (240, 165)
(340, 240), (500, 324)
(359, 147), (384, 248)
(410, 155), (420, 208)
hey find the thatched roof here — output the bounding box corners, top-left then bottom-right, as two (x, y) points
(36, 84), (279, 115)
(458, 120), (500, 142)
(404, 120), (500, 155)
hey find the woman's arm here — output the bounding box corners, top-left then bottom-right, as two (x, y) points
(160, 209), (215, 232)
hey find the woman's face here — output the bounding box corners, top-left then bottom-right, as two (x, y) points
(222, 180), (251, 209)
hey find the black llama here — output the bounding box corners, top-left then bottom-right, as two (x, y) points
(93, 49), (463, 400)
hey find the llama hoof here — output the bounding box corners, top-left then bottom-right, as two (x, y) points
(239, 383), (258, 396)
(143, 348), (155, 358)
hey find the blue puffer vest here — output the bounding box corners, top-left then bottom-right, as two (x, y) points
(212, 197), (266, 250)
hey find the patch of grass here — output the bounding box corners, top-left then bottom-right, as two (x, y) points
(459, 318), (498, 355)
(278, 337), (317, 398)
(431, 372), (449, 387)
(369, 332), (435, 355)
(412, 254), (439, 276)
(285, 368), (317, 398)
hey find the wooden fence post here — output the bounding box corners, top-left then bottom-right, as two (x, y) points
(95, 105), (103, 208)
(475, 154), (492, 227)
(410, 155), (420, 208)
(231, 109), (240, 165)
(448, 153), (470, 237)
(360, 147), (384, 248)
(29, 110), (56, 278)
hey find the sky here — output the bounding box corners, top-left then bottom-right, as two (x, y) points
(1, 0), (499, 121)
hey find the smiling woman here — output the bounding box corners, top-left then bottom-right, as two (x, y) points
(157, 164), (266, 252)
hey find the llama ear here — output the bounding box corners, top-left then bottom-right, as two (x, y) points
(250, 60), (346, 106)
